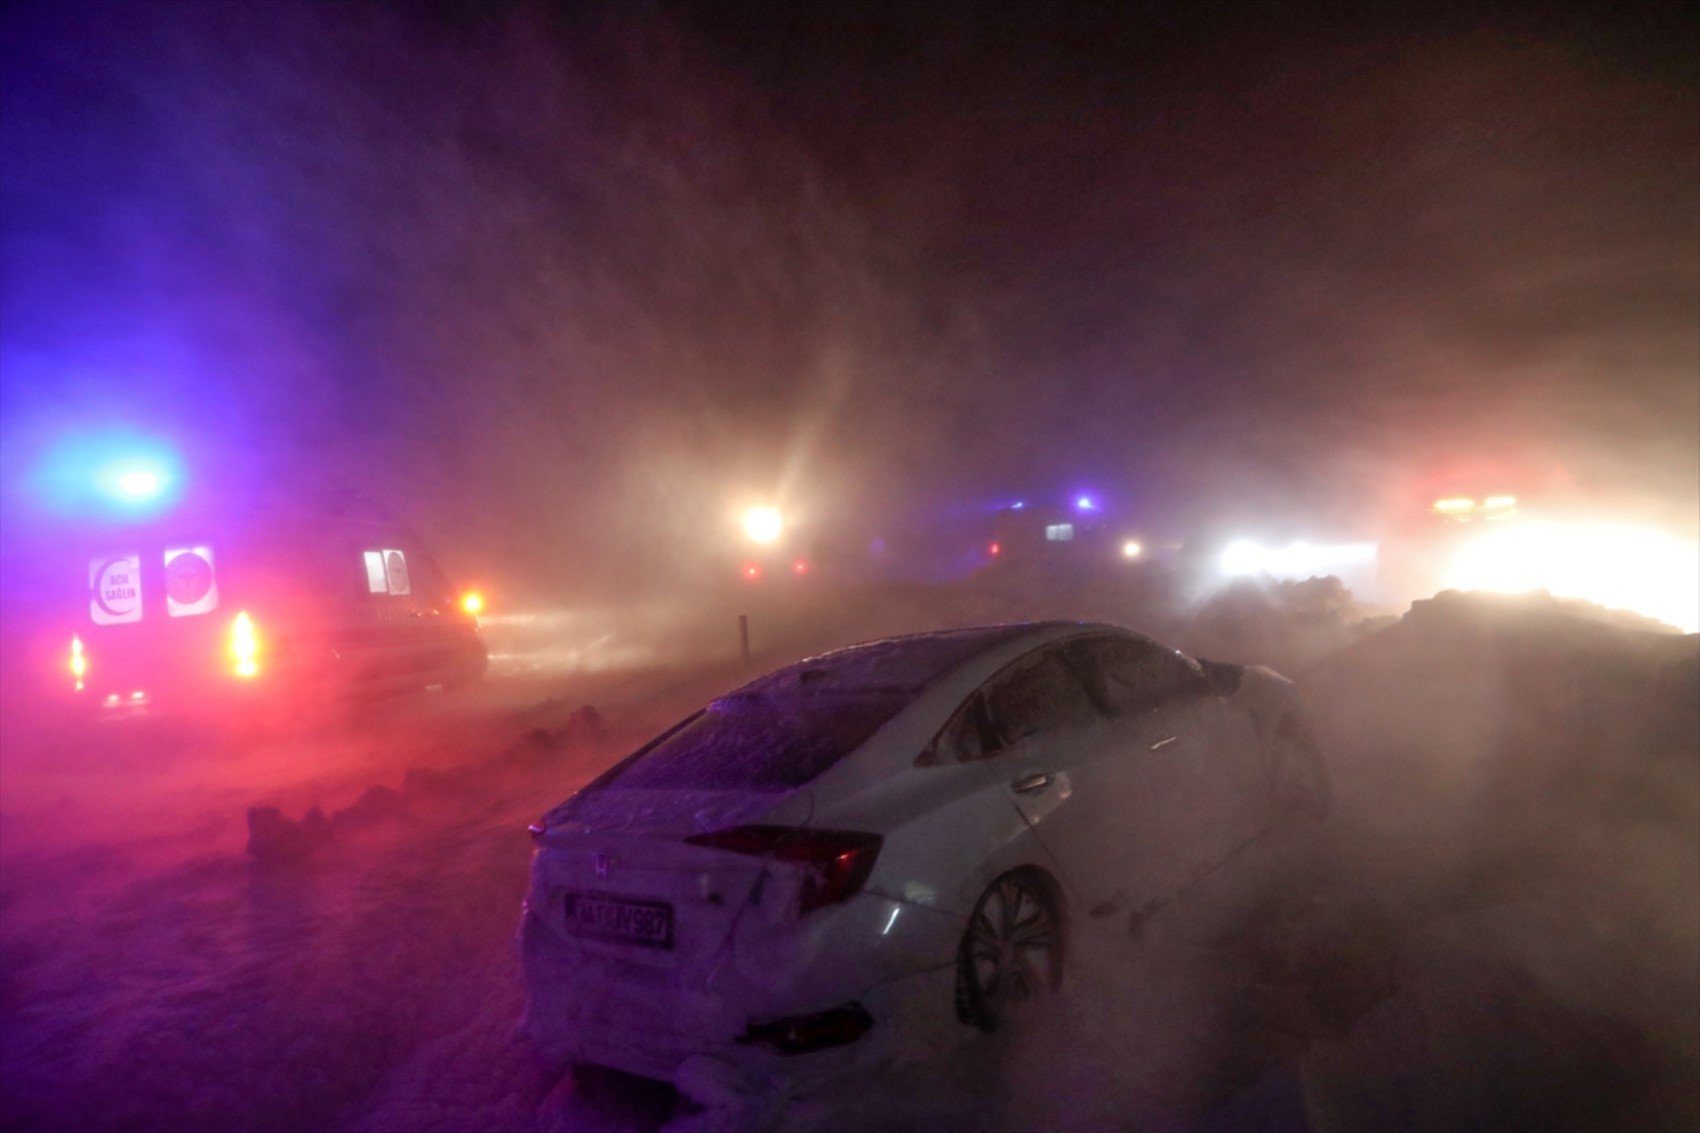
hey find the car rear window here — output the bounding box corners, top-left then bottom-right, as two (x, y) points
(566, 626), (1035, 797)
(589, 693), (908, 793)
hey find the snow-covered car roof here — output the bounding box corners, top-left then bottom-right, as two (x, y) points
(726, 622), (1088, 701)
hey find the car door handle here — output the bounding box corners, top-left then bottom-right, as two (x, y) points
(1149, 736), (1178, 751)
(1011, 772), (1054, 795)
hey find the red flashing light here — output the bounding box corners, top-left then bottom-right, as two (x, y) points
(743, 564), (762, 581)
(989, 542), (1000, 556)
(792, 559), (809, 575)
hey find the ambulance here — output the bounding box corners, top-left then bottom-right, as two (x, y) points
(61, 488), (486, 714)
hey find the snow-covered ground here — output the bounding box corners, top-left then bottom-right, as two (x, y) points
(2, 585), (1695, 1131)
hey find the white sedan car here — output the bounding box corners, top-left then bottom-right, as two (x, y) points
(519, 622), (1327, 1107)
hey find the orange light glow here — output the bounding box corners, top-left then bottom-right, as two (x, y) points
(1433, 497), (1476, 513)
(743, 564), (761, 581)
(229, 611), (260, 679)
(460, 591), (485, 617)
(792, 560), (809, 575)
(1483, 495), (1517, 509)
(69, 635), (86, 690)
(1121, 540), (1143, 559)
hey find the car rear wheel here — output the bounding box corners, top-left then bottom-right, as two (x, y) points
(956, 869), (1065, 1032)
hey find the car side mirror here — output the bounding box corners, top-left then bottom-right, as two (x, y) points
(1199, 659), (1244, 697)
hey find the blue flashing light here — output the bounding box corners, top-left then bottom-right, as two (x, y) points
(1075, 495), (1096, 511)
(28, 431), (185, 519)
(103, 464), (165, 502)
(1010, 501), (1025, 510)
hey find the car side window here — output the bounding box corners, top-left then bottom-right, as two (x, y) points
(1075, 635), (1205, 717)
(925, 695), (990, 764)
(980, 647), (1100, 751)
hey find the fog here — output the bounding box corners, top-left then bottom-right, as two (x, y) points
(2, 3), (1697, 1131)
(4, 1), (1696, 599)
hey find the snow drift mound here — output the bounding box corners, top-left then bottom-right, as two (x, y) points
(1180, 576), (1388, 674)
(1302, 588), (1697, 837)
(1296, 589), (1699, 1133)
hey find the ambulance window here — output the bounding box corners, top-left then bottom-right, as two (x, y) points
(164, 546), (220, 617)
(362, 548), (411, 595)
(89, 553), (143, 625)
(383, 549), (410, 594)
(363, 551), (387, 593)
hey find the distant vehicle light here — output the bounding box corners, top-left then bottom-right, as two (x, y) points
(1433, 497), (1476, 514)
(69, 635), (86, 690)
(989, 542), (1000, 556)
(228, 611), (261, 678)
(1075, 496), (1096, 511)
(1121, 540), (1143, 560)
(742, 506), (783, 545)
(742, 563), (762, 581)
(460, 591), (485, 617)
(1220, 539), (1264, 577)
(1010, 501), (1025, 510)
(1221, 539), (1378, 579)
(1483, 495), (1518, 510)
(130, 690), (146, 702)
(792, 560), (809, 575)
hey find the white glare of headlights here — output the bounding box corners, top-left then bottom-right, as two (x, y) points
(1221, 539), (1378, 579)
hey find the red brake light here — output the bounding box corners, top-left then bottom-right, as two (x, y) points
(69, 635), (87, 690)
(684, 825), (883, 914)
(228, 611), (261, 678)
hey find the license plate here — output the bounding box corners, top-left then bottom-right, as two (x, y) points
(561, 890), (674, 950)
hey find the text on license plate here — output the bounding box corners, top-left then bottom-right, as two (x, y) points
(561, 891), (674, 949)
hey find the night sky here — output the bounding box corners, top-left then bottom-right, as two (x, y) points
(2, 0), (1695, 591)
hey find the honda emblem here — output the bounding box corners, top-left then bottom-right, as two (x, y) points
(593, 851), (614, 878)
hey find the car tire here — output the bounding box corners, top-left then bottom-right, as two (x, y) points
(1271, 717), (1331, 821)
(955, 868), (1066, 1032)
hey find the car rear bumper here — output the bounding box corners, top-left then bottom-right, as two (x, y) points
(517, 905), (958, 1104)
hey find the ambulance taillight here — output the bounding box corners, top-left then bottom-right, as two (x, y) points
(228, 612), (261, 679)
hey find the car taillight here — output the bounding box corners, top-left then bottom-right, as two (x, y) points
(69, 635), (87, 690)
(684, 825), (883, 914)
(228, 611), (260, 678)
